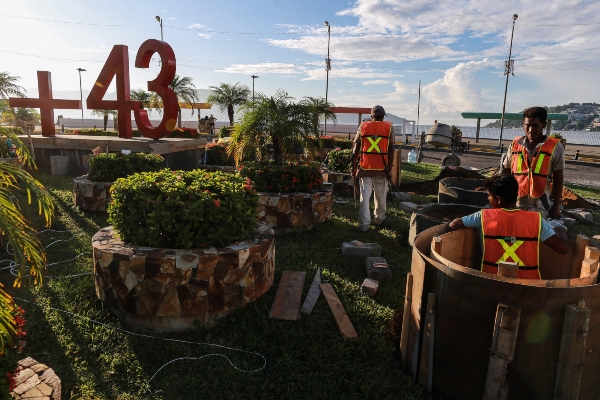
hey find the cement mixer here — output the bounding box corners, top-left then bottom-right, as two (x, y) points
(415, 122), (467, 166)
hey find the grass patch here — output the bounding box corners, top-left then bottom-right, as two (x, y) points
(400, 162), (440, 184)
(1, 170), (424, 399)
(565, 183), (600, 200)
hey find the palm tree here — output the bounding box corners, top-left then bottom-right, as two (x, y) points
(206, 82), (251, 126)
(0, 127), (54, 351)
(91, 109), (117, 131)
(229, 89), (336, 165)
(0, 72), (26, 100)
(302, 96), (337, 138)
(169, 75), (198, 128)
(130, 89), (154, 114)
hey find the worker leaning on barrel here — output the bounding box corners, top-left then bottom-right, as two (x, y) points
(501, 106), (565, 219)
(449, 175), (569, 280)
(351, 105), (394, 233)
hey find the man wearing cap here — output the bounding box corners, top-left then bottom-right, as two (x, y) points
(351, 105), (394, 232)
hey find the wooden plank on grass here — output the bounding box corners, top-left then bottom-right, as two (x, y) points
(269, 271), (306, 320)
(320, 283), (358, 339)
(300, 268), (322, 315)
(554, 301), (590, 400)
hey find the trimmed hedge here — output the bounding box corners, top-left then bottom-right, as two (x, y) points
(108, 170), (258, 248)
(204, 142), (234, 166)
(88, 152), (164, 182)
(240, 161), (323, 193)
(327, 149), (353, 173)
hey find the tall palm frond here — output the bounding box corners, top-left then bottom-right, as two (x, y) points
(0, 72), (26, 99)
(91, 109), (117, 131)
(130, 89), (154, 116)
(206, 82), (251, 126)
(169, 75), (198, 128)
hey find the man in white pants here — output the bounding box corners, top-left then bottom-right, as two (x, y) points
(352, 105), (394, 232)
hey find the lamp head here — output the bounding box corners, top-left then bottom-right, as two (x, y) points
(156, 16), (161, 22)
(324, 21), (329, 26)
(77, 68), (86, 72)
(512, 14), (518, 20)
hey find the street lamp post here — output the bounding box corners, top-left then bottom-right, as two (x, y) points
(324, 21), (331, 136)
(251, 75), (259, 101)
(498, 14), (518, 151)
(155, 16), (163, 41)
(77, 68), (86, 129)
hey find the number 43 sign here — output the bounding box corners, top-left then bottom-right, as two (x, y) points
(9, 39), (179, 139)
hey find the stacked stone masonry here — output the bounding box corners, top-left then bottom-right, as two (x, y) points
(92, 225), (275, 332)
(257, 191), (333, 233)
(10, 357), (61, 400)
(322, 172), (355, 197)
(73, 175), (113, 211)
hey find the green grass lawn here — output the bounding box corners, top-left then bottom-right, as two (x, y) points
(2, 170), (423, 400)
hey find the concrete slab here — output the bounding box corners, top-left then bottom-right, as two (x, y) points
(366, 257), (392, 282)
(341, 242), (381, 257)
(361, 278), (379, 297)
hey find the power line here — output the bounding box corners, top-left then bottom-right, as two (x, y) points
(0, 12), (128, 26)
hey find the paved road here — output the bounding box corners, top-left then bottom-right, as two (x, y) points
(401, 148), (600, 187)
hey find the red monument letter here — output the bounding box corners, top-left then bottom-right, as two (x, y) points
(134, 39), (179, 139)
(9, 71), (81, 137)
(87, 45), (138, 138)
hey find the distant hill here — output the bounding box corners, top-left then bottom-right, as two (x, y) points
(484, 102), (600, 131)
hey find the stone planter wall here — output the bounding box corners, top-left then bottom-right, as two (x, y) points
(10, 357), (61, 399)
(73, 175), (112, 211)
(257, 190), (333, 233)
(322, 171), (355, 197)
(92, 225), (275, 332)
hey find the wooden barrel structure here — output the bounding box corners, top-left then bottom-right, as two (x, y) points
(407, 203), (482, 247)
(401, 224), (600, 400)
(438, 177), (488, 206)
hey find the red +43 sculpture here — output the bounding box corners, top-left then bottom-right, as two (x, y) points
(9, 39), (179, 140)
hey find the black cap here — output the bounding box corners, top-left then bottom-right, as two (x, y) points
(371, 105), (386, 117)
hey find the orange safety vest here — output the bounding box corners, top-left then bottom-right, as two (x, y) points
(510, 136), (560, 198)
(481, 208), (542, 280)
(358, 121), (392, 170)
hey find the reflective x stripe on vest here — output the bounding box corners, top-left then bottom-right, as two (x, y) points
(510, 136), (560, 198)
(359, 121), (392, 170)
(481, 208), (542, 280)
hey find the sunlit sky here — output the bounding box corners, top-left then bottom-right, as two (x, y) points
(2, 0), (600, 125)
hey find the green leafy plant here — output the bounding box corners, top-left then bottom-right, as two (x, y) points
(240, 160), (323, 193)
(168, 127), (198, 138)
(327, 149), (353, 173)
(334, 138), (353, 149)
(207, 82), (251, 126)
(219, 126), (234, 138)
(550, 132), (564, 140)
(204, 142), (234, 166)
(108, 170), (258, 248)
(88, 152), (164, 182)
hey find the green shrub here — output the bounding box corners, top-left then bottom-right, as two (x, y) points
(204, 142), (234, 166)
(334, 138), (353, 149)
(168, 127), (199, 138)
(88, 152), (164, 182)
(550, 132), (564, 140)
(327, 149), (353, 173)
(71, 129), (143, 137)
(219, 126), (234, 138)
(108, 170), (258, 248)
(240, 161), (323, 193)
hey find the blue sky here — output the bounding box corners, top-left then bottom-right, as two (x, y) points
(2, 0), (600, 126)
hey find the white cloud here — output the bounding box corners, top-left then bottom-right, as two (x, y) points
(363, 80), (391, 85)
(197, 33), (212, 39)
(218, 63), (299, 74)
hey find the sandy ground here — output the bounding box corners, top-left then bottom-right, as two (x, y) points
(401, 148), (600, 187)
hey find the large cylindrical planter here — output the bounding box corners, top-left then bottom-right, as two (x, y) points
(438, 177), (488, 206)
(73, 175), (112, 211)
(408, 203), (482, 246)
(257, 191), (333, 234)
(92, 225), (275, 333)
(50, 155), (69, 175)
(401, 224), (600, 400)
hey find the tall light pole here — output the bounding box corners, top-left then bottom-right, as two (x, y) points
(77, 68), (86, 129)
(498, 14), (518, 151)
(251, 75), (259, 101)
(324, 21), (331, 136)
(155, 16), (163, 41)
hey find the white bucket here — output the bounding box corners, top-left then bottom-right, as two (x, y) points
(50, 155), (70, 175)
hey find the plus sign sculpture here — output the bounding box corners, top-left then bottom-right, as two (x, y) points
(9, 71), (81, 137)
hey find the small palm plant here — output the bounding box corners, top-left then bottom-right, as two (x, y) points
(228, 90), (335, 165)
(206, 82), (251, 126)
(0, 127), (54, 351)
(91, 109), (117, 131)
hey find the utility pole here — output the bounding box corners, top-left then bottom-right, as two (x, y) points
(77, 68), (86, 129)
(498, 14), (518, 151)
(155, 16), (163, 41)
(251, 75), (259, 102)
(324, 21), (331, 136)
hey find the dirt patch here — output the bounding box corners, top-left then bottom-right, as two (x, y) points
(559, 187), (595, 209)
(401, 167), (486, 195)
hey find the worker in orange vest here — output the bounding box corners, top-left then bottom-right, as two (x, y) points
(449, 174), (569, 279)
(351, 105), (394, 232)
(501, 106), (565, 219)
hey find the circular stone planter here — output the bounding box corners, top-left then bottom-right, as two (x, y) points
(73, 175), (113, 211)
(257, 190), (333, 234)
(438, 177), (488, 207)
(92, 225), (275, 333)
(322, 171), (354, 197)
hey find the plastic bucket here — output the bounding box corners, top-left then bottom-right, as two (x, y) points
(50, 155), (70, 175)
